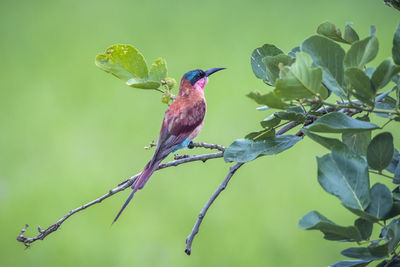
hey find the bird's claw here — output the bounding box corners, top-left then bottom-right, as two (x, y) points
(188, 141), (194, 149)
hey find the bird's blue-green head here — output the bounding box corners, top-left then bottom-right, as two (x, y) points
(182, 68), (226, 87)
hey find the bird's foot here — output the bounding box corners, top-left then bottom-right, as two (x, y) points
(188, 141), (194, 149)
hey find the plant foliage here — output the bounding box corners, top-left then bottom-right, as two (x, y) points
(95, 21), (400, 266)
(226, 22), (400, 266)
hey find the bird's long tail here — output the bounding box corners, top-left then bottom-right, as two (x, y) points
(112, 161), (159, 224)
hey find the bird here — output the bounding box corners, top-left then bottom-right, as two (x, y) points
(113, 67), (226, 223)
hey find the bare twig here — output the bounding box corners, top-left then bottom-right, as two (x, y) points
(184, 117), (304, 255)
(189, 142), (225, 151)
(185, 162), (244, 255)
(16, 143), (224, 247)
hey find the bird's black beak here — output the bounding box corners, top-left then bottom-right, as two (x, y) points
(205, 67), (226, 77)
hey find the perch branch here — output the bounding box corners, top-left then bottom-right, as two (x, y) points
(184, 116), (306, 255)
(185, 162), (244, 255)
(16, 142), (223, 247)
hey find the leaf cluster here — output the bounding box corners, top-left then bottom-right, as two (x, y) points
(226, 22), (400, 266)
(95, 44), (177, 104)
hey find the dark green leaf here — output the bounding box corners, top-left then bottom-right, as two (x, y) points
(224, 135), (302, 163)
(260, 114), (281, 128)
(306, 112), (379, 133)
(344, 23), (360, 44)
(275, 52), (327, 100)
(262, 54), (295, 86)
(275, 110), (306, 122)
(301, 35), (346, 97)
(251, 44), (283, 82)
(382, 201), (400, 220)
(355, 218), (373, 240)
(317, 146), (370, 210)
(95, 44), (149, 81)
(329, 260), (371, 267)
(247, 91), (290, 109)
(393, 186), (400, 201)
(375, 102), (396, 118)
(342, 131), (371, 156)
(348, 208), (379, 223)
(322, 69), (347, 99)
(366, 183), (393, 219)
(345, 67), (375, 105)
(393, 24), (400, 65)
(245, 128), (275, 141)
(316, 22), (351, 44)
(387, 219), (400, 252)
(387, 149), (400, 178)
(372, 59), (400, 91)
(302, 128), (346, 150)
(367, 132), (394, 172)
(341, 244), (389, 260)
(298, 211), (362, 241)
(344, 36), (379, 69)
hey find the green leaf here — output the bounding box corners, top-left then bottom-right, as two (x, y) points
(247, 91), (290, 109)
(329, 260), (371, 267)
(306, 112), (379, 133)
(342, 131), (371, 156)
(367, 132), (394, 172)
(245, 129), (275, 141)
(344, 36), (379, 69)
(366, 183), (393, 219)
(317, 146), (370, 210)
(371, 59), (400, 91)
(260, 114), (281, 128)
(298, 211), (362, 241)
(355, 218), (373, 240)
(302, 128), (346, 150)
(301, 35), (346, 97)
(345, 67), (375, 105)
(387, 149), (400, 178)
(95, 44), (149, 81)
(251, 44), (283, 83)
(393, 24), (400, 65)
(387, 219), (400, 252)
(382, 201), (400, 220)
(365, 67), (376, 79)
(126, 78), (161, 89)
(347, 208), (379, 223)
(274, 110), (306, 123)
(262, 54), (295, 86)
(316, 22), (351, 44)
(274, 52), (327, 100)
(148, 58), (167, 82)
(341, 244), (389, 260)
(344, 23), (360, 44)
(224, 135), (302, 163)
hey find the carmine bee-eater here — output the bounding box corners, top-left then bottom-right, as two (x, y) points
(113, 67), (226, 223)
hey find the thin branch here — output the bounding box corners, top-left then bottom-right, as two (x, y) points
(184, 117), (304, 255)
(322, 101), (400, 115)
(369, 170), (395, 180)
(185, 162), (244, 255)
(16, 143), (223, 247)
(189, 142), (225, 151)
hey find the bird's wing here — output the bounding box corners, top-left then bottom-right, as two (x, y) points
(151, 99), (206, 164)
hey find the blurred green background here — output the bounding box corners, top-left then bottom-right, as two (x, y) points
(1, 0), (399, 266)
